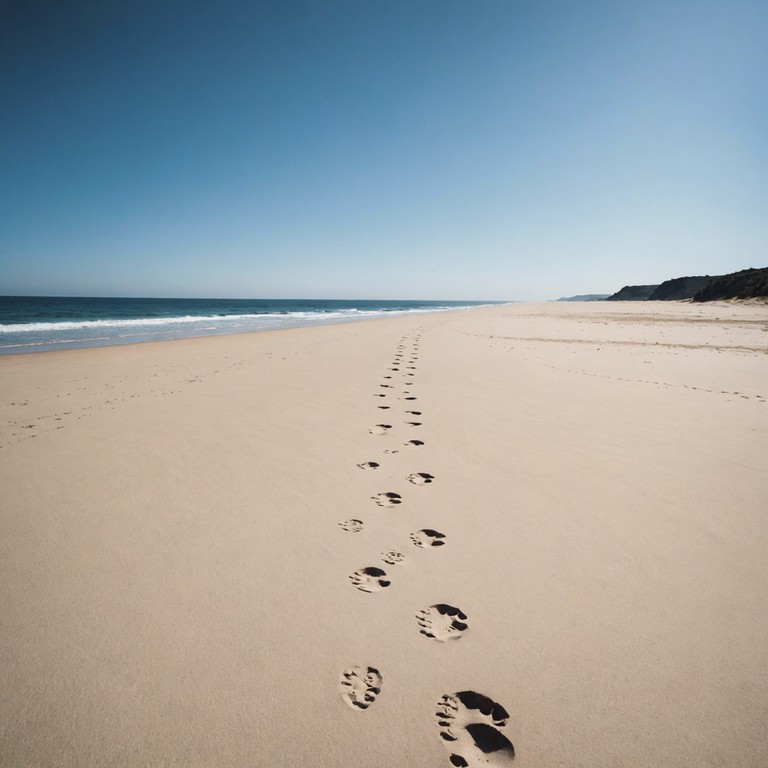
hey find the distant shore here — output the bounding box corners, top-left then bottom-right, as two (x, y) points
(1, 301), (766, 767)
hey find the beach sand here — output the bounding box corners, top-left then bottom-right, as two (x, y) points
(1, 301), (766, 767)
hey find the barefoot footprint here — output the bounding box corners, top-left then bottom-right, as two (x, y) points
(435, 691), (515, 766)
(339, 519), (364, 532)
(339, 666), (383, 710)
(372, 492), (402, 507)
(357, 461), (380, 470)
(350, 567), (391, 593)
(417, 604), (469, 641)
(369, 424), (392, 435)
(407, 472), (434, 485)
(411, 528), (446, 547)
(382, 550), (405, 565)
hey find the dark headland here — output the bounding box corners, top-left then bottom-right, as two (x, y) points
(569, 266), (768, 302)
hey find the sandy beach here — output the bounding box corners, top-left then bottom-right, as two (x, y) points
(1, 301), (766, 767)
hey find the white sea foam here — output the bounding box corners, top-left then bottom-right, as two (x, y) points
(0, 311), (347, 333)
(0, 305), (488, 334)
(0, 303), (504, 354)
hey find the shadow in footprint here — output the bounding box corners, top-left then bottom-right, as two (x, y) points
(372, 492), (402, 507)
(417, 604), (468, 641)
(339, 666), (383, 710)
(435, 691), (515, 766)
(411, 528), (445, 547)
(408, 472), (434, 485)
(350, 567), (391, 592)
(405, 439), (424, 447)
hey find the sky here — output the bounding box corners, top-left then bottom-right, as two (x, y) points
(1, 0), (766, 301)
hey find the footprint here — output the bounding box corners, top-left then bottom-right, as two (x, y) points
(435, 691), (515, 766)
(405, 422), (422, 427)
(382, 550), (406, 565)
(350, 567), (391, 592)
(405, 439), (424, 447)
(417, 604), (469, 641)
(374, 394), (386, 398)
(369, 424), (392, 435)
(408, 472), (434, 485)
(406, 410), (422, 415)
(380, 384), (393, 389)
(372, 492), (402, 507)
(411, 529), (446, 547)
(339, 666), (383, 710)
(340, 519), (365, 532)
(402, 396), (417, 401)
(357, 461), (380, 470)
(377, 405), (391, 409)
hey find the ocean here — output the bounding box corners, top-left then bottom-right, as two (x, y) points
(0, 296), (500, 355)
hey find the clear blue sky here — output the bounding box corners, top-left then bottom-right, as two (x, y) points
(1, 0), (766, 300)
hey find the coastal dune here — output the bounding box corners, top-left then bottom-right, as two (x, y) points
(1, 302), (767, 767)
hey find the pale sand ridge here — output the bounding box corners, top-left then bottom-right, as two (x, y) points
(1, 302), (767, 766)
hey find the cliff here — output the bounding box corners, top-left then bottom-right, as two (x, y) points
(647, 275), (716, 301)
(606, 285), (659, 301)
(692, 267), (768, 302)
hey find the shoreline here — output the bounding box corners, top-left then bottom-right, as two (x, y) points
(1, 301), (766, 767)
(0, 299), (506, 356)
(1, 296), (759, 359)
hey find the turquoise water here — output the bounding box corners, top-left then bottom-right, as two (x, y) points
(0, 297), (500, 354)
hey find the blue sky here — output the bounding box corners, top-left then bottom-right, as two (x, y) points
(1, 0), (766, 300)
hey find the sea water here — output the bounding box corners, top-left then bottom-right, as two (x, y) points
(0, 297), (500, 354)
